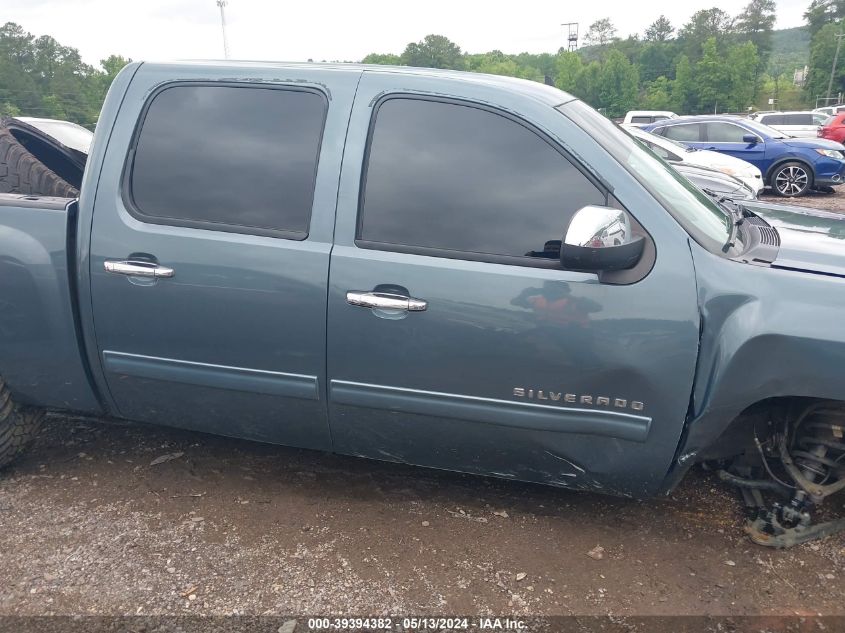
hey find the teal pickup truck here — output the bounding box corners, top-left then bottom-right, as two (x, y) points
(0, 61), (843, 547)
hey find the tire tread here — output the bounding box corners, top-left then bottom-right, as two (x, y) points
(0, 378), (43, 470)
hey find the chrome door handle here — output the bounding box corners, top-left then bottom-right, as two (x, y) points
(104, 260), (175, 278)
(346, 291), (427, 312)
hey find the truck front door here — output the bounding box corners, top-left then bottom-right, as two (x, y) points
(326, 72), (702, 497)
(88, 65), (359, 449)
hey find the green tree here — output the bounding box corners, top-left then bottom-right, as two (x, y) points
(696, 37), (730, 112)
(644, 16), (674, 42)
(724, 41), (760, 110)
(401, 34), (464, 70)
(0, 101), (20, 116)
(597, 49), (639, 117)
(574, 60), (602, 105)
(584, 18), (618, 47)
(805, 22), (845, 102)
(362, 53), (401, 65)
(554, 51), (583, 92)
(679, 8), (733, 61)
(467, 51), (541, 81)
(805, 0), (845, 37)
(642, 76), (673, 109)
(0, 22), (128, 127)
(735, 0), (776, 66)
(671, 54), (695, 113)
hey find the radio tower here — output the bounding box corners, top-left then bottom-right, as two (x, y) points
(216, 0), (230, 59)
(562, 22), (579, 52)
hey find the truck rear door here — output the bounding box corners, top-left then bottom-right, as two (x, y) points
(88, 64), (360, 449)
(325, 72), (701, 498)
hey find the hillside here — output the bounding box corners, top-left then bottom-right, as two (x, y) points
(768, 25), (810, 74)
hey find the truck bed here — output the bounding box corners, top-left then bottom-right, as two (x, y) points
(0, 193), (101, 413)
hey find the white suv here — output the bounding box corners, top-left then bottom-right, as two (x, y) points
(622, 110), (678, 127)
(749, 111), (828, 138)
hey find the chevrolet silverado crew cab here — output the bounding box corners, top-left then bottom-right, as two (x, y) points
(1, 62), (844, 547)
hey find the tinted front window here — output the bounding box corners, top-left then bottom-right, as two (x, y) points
(663, 124), (702, 142)
(130, 85), (327, 236)
(760, 114), (784, 126)
(631, 116), (652, 123)
(706, 122), (751, 142)
(359, 98), (605, 260)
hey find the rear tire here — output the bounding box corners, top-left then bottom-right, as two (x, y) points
(0, 127), (79, 198)
(770, 161), (812, 197)
(0, 377), (44, 470)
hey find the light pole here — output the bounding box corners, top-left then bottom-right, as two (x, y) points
(216, 0), (230, 59)
(826, 31), (845, 102)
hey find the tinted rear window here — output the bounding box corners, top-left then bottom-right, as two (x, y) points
(662, 124), (702, 142)
(760, 114), (784, 125)
(129, 84), (327, 238)
(784, 114), (812, 125)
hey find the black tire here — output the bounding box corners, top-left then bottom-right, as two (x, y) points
(0, 377), (44, 470)
(770, 161), (813, 198)
(0, 127), (79, 198)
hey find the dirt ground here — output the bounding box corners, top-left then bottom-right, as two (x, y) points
(1, 187), (844, 620)
(0, 414), (843, 617)
(759, 186), (845, 211)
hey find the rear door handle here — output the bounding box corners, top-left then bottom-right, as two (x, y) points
(104, 260), (175, 278)
(346, 291), (427, 312)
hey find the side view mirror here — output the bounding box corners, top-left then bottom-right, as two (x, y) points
(742, 133), (759, 144)
(560, 206), (645, 272)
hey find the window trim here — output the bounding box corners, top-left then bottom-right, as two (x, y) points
(355, 93), (610, 269)
(121, 80), (328, 241)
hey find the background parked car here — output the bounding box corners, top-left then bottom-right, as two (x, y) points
(813, 105), (845, 117)
(624, 125), (763, 194)
(622, 110), (678, 127)
(643, 115), (845, 197)
(819, 112), (845, 144)
(748, 111), (828, 138)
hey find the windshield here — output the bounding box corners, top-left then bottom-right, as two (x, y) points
(741, 118), (788, 139)
(557, 100), (732, 253)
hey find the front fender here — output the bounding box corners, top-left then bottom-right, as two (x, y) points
(661, 244), (845, 491)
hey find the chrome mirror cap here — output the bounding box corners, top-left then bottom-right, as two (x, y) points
(561, 205), (645, 272)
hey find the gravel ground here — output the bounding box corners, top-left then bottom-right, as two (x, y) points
(759, 186), (845, 211)
(0, 415), (843, 617)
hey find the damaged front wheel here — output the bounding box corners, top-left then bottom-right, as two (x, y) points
(722, 401), (845, 548)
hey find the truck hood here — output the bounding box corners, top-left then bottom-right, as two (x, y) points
(780, 137), (845, 151)
(740, 200), (845, 278)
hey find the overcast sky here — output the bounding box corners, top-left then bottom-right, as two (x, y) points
(6, 0), (811, 68)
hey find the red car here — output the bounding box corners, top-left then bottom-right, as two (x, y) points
(819, 113), (845, 143)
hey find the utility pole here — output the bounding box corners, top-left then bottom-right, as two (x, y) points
(216, 0), (230, 60)
(826, 31), (845, 101)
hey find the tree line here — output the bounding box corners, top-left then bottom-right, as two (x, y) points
(2, 2), (845, 127)
(0, 22), (129, 128)
(364, 1), (845, 117)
